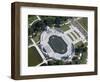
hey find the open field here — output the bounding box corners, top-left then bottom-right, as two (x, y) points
(28, 15), (38, 24)
(28, 47), (43, 66)
(28, 38), (33, 46)
(78, 18), (88, 31)
(61, 24), (70, 32)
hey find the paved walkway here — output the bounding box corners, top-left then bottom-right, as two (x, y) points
(64, 25), (87, 44)
(29, 15), (41, 26)
(63, 18), (87, 44)
(28, 37), (48, 66)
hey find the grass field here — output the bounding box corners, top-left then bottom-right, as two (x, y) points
(61, 24), (70, 32)
(78, 18), (88, 31)
(28, 15), (38, 24)
(28, 47), (43, 66)
(28, 38), (33, 46)
(75, 41), (83, 48)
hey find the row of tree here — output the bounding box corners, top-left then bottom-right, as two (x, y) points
(28, 16), (69, 36)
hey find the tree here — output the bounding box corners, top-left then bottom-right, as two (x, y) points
(55, 17), (61, 27)
(28, 27), (33, 36)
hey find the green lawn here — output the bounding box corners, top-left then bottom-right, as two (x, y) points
(28, 38), (33, 46)
(78, 18), (88, 31)
(75, 41), (83, 48)
(28, 15), (38, 24)
(84, 42), (88, 46)
(61, 24), (70, 32)
(28, 47), (43, 66)
(75, 41), (88, 48)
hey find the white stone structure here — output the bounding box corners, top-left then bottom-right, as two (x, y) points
(64, 24), (87, 44)
(40, 27), (75, 61)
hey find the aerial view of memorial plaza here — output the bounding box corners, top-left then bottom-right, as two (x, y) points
(28, 15), (88, 66)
